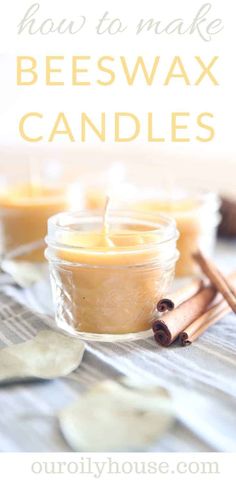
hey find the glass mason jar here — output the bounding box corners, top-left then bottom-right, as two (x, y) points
(128, 191), (221, 277)
(0, 189), (67, 263)
(0, 155), (72, 264)
(45, 210), (179, 342)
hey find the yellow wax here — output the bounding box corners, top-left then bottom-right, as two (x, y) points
(0, 184), (68, 262)
(48, 221), (177, 335)
(56, 224), (162, 266)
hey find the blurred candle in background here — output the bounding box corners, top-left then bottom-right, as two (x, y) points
(81, 162), (136, 211)
(0, 185), (68, 262)
(0, 157), (71, 263)
(128, 191), (221, 277)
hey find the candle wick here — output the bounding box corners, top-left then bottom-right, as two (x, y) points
(102, 196), (110, 235)
(98, 196), (114, 248)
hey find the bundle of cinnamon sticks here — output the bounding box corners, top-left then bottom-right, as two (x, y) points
(153, 250), (236, 347)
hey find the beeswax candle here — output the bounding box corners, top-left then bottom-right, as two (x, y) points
(46, 210), (179, 340)
(130, 193), (220, 277)
(0, 184), (68, 262)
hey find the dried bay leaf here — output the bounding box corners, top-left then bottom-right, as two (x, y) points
(59, 379), (174, 451)
(0, 330), (85, 381)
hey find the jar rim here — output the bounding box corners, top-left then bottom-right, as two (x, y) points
(46, 209), (179, 251)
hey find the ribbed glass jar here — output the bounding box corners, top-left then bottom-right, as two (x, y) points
(45, 210), (179, 342)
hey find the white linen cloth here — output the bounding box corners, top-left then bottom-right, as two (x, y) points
(0, 241), (235, 452)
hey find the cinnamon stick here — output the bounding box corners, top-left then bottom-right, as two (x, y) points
(219, 196), (236, 238)
(157, 279), (203, 312)
(193, 251), (236, 313)
(179, 299), (230, 346)
(157, 298), (175, 312)
(153, 285), (216, 346)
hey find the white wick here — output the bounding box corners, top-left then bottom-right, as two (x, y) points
(102, 196), (110, 234)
